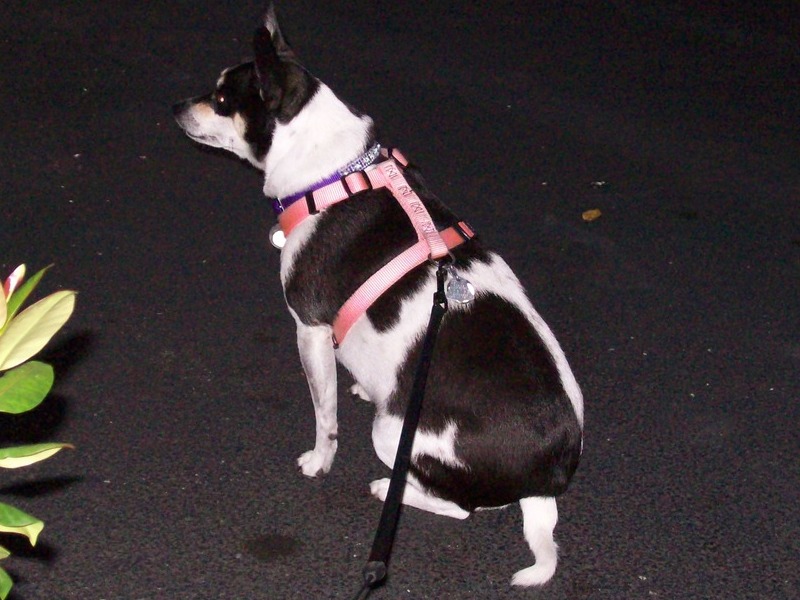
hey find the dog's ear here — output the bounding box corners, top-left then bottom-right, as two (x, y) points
(254, 4), (311, 120)
(263, 3), (295, 60)
(253, 22), (285, 112)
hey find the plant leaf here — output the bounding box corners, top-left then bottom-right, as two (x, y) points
(0, 443), (74, 469)
(0, 566), (11, 600)
(0, 503), (44, 546)
(1, 265), (49, 330)
(0, 294), (5, 332)
(0, 545), (8, 560)
(0, 362), (54, 414)
(0, 290), (76, 372)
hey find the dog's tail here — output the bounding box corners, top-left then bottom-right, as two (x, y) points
(511, 496), (559, 587)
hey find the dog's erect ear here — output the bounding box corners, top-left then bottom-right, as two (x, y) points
(254, 4), (311, 120)
(263, 3), (295, 60)
(253, 22), (285, 112)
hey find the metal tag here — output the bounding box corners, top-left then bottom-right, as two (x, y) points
(269, 223), (286, 249)
(445, 268), (475, 304)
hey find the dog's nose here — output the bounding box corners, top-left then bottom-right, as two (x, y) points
(172, 101), (188, 118)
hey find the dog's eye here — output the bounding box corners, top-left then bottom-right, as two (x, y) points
(212, 92), (232, 116)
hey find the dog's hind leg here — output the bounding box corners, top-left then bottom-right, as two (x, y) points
(511, 496), (559, 586)
(369, 476), (470, 520)
(369, 414), (470, 519)
(295, 322), (339, 477)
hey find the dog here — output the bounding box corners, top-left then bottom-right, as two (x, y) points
(173, 4), (584, 587)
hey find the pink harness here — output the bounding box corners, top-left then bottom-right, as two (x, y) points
(274, 148), (474, 346)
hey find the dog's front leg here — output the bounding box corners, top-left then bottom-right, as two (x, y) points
(295, 322), (338, 477)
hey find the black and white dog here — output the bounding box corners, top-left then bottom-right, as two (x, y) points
(174, 5), (583, 587)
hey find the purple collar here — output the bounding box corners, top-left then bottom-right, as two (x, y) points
(270, 172), (341, 214)
(270, 143), (382, 215)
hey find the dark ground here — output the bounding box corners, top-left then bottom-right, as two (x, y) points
(1, 1), (798, 599)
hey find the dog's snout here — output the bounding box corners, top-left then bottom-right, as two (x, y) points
(172, 100), (189, 118)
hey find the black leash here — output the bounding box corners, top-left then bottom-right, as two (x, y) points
(352, 261), (450, 600)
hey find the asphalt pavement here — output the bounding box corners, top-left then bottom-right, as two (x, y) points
(1, 1), (798, 599)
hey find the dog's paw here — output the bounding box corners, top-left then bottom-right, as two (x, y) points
(297, 447), (335, 478)
(349, 383), (371, 402)
(369, 478), (391, 502)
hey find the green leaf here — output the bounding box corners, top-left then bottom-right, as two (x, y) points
(0, 290), (76, 372)
(0, 265), (49, 334)
(0, 502), (44, 546)
(0, 566), (11, 600)
(0, 443), (74, 469)
(0, 361), (54, 414)
(0, 292), (6, 331)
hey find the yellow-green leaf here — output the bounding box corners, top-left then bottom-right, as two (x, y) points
(0, 443), (74, 469)
(0, 294), (5, 331)
(0, 566), (12, 600)
(0, 361), (54, 414)
(0, 290), (76, 371)
(0, 502), (44, 546)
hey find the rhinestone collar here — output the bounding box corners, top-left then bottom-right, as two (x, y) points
(270, 143), (382, 215)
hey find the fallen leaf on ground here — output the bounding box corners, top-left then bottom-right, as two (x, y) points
(582, 208), (602, 222)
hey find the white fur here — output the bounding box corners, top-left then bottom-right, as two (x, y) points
(349, 383), (371, 402)
(512, 497), (559, 586)
(335, 266), (438, 407)
(263, 84), (372, 477)
(291, 314), (339, 477)
(279, 211), (338, 476)
(369, 477), (470, 520)
(264, 84), (374, 199)
(216, 68), (230, 88)
(371, 414), (467, 472)
(175, 102), (262, 167)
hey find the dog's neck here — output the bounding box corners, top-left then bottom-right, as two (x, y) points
(263, 83), (375, 200)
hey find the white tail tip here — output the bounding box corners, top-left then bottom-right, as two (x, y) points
(512, 496), (559, 587)
(511, 557), (557, 587)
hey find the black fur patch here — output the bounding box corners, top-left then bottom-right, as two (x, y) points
(390, 293), (582, 509)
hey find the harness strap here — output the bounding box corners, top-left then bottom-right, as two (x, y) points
(273, 147), (476, 347)
(278, 148), (409, 237)
(331, 158), (471, 345)
(374, 159), (449, 261)
(332, 220), (473, 347)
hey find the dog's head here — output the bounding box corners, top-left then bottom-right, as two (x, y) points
(172, 4), (317, 170)
(174, 4), (375, 199)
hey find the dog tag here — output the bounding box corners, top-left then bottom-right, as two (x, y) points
(269, 223), (286, 249)
(445, 267), (475, 304)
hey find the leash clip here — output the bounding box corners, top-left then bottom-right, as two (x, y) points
(434, 259), (450, 310)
